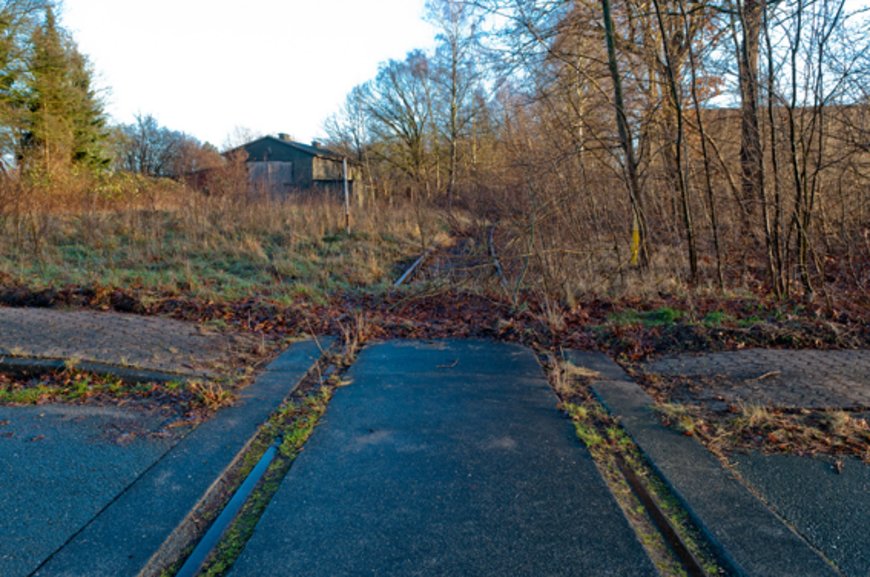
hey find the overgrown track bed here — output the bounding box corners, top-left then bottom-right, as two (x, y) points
(160, 340), (359, 577)
(548, 356), (727, 577)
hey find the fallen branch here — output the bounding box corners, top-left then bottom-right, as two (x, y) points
(394, 249), (433, 287)
(745, 370), (782, 382)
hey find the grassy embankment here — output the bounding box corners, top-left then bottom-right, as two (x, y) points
(0, 179), (437, 304)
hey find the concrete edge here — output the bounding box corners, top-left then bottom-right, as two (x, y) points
(562, 350), (841, 577)
(32, 337), (336, 577)
(0, 355), (206, 384)
(140, 337), (339, 575)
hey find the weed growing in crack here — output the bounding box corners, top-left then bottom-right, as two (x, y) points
(336, 309), (372, 366)
(187, 342), (362, 576)
(654, 403), (701, 437)
(551, 361), (600, 400)
(564, 402), (606, 448)
(278, 386), (332, 459)
(0, 369), (236, 421)
(650, 394), (870, 463)
(188, 380), (234, 412)
(546, 355), (725, 577)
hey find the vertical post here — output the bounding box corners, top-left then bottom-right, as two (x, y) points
(343, 157), (351, 234)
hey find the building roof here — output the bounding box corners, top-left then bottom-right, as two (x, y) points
(230, 135), (345, 161)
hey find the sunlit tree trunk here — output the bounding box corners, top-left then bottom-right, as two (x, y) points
(601, 0), (649, 269)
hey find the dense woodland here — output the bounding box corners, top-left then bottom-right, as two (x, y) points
(1, 0), (868, 309)
(325, 0), (869, 305)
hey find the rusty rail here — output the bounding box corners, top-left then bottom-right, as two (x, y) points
(394, 249), (433, 287)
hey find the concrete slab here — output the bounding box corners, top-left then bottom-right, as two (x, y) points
(230, 340), (656, 577)
(0, 306), (256, 377)
(564, 351), (839, 577)
(30, 338), (331, 577)
(0, 405), (183, 577)
(732, 453), (870, 577)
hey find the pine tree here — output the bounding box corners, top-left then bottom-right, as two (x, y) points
(20, 5), (106, 175)
(0, 8), (17, 168)
(1, 0), (48, 170)
(67, 47), (107, 170)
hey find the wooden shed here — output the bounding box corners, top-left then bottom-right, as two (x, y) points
(233, 134), (354, 196)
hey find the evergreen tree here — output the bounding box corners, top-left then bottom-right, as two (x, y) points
(67, 47), (108, 169)
(0, 0), (48, 170)
(19, 5), (106, 174)
(0, 7), (17, 169)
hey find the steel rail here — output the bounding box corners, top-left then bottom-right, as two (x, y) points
(175, 438), (282, 577)
(394, 249), (433, 287)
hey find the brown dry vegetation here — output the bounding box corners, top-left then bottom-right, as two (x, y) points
(460, 104), (870, 306)
(324, 0), (869, 329)
(653, 399), (870, 464)
(0, 169), (435, 304)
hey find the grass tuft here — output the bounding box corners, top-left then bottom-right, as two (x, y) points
(608, 307), (685, 328)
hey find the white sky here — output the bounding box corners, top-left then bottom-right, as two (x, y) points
(61, 0), (437, 148)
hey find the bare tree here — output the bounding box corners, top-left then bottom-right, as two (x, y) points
(363, 51), (436, 201)
(601, 0), (648, 268)
(114, 113), (217, 178)
(426, 0), (484, 209)
(328, 0), (870, 302)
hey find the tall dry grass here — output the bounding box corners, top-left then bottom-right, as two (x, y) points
(0, 171), (432, 302)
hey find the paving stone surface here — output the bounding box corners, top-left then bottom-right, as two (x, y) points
(0, 306), (255, 376)
(643, 349), (870, 408)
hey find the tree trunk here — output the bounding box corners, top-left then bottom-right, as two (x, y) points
(736, 0), (783, 296)
(653, 0), (697, 283)
(737, 0), (765, 220)
(601, 0), (649, 269)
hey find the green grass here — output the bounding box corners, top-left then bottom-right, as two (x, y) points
(608, 307), (684, 327)
(0, 372), (122, 405)
(701, 311), (730, 326)
(736, 315), (764, 328)
(3, 236), (388, 302)
(605, 306), (776, 331)
(0, 370), (232, 414)
(567, 405), (605, 448)
(0, 384), (53, 404)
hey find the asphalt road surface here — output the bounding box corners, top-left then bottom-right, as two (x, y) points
(230, 340), (657, 577)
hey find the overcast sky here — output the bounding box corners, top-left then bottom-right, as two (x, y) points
(62, 0), (437, 148)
